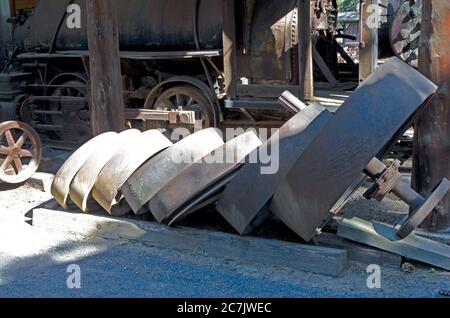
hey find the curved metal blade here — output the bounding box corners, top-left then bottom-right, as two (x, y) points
(271, 57), (438, 242)
(92, 130), (173, 216)
(216, 103), (333, 235)
(69, 129), (141, 212)
(51, 131), (117, 209)
(122, 128), (224, 215)
(149, 131), (262, 223)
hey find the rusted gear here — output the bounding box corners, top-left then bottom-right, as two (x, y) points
(0, 121), (42, 184)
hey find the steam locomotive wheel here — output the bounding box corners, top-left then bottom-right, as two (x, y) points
(153, 85), (214, 136)
(0, 121), (42, 184)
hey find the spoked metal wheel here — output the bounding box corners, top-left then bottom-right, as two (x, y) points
(153, 85), (214, 137)
(0, 121), (42, 184)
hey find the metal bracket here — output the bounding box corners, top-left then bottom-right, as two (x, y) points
(364, 157), (450, 238)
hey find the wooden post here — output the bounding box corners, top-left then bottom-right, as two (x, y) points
(413, 0), (450, 231)
(222, 0), (237, 100)
(297, 0), (313, 101)
(86, 0), (124, 135)
(359, 0), (379, 82)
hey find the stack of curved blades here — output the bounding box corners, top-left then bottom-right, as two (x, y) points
(52, 129), (173, 214)
(50, 58), (438, 243)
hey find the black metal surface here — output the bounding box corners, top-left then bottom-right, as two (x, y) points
(14, 0), (223, 52)
(216, 102), (333, 235)
(148, 131), (262, 223)
(270, 57), (438, 242)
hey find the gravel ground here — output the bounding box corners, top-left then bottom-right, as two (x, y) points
(0, 177), (449, 298)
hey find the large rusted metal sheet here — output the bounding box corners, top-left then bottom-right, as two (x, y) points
(271, 57), (438, 242)
(51, 132), (117, 209)
(216, 103), (333, 235)
(122, 128), (224, 215)
(92, 130), (173, 216)
(69, 129), (141, 212)
(148, 131), (262, 223)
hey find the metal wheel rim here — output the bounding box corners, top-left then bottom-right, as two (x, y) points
(0, 121), (42, 184)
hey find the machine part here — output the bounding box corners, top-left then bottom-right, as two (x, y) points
(69, 129), (141, 212)
(278, 91), (307, 113)
(0, 101), (16, 122)
(152, 85), (214, 135)
(397, 180), (450, 238)
(143, 77), (220, 127)
(51, 131), (118, 208)
(168, 171), (239, 227)
(0, 72), (31, 100)
(338, 217), (450, 271)
(122, 128), (224, 215)
(0, 121), (41, 184)
(124, 108), (196, 125)
(92, 130), (173, 216)
(148, 131), (262, 223)
(217, 103), (333, 235)
(364, 157), (450, 238)
(390, 0), (422, 68)
(270, 57), (437, 242)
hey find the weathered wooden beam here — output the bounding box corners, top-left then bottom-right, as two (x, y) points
(413, 0), (450, 231)
(32, 208), (348, 277)
(337, 217), (450, 270)
(222, 0), (238, 100)
(359, 0), (379, 82)
(86, 0), (124, 135)
(297, 0), (314, 100)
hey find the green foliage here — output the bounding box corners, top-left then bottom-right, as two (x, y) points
(338, 0), (360, 12)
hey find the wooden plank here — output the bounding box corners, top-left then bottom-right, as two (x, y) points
(222, 0), (238, 100)
(32, 208), (348, 277)
(337, 217), (450, 270)
(413, 0), (450, 230)
(317, 232), (402, 267)
(359, 0), (379, 82)
(86, 0), (124, 135)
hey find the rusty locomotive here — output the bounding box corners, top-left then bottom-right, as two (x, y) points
(0, 0), (348, 147)
(0, 0), (418, 148)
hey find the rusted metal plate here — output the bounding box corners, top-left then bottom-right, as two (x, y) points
(216, 103), (333, 235)
(92, 130), (173, 216)
(0, 121), (42, 184)
(271, 57), (438, 242)
(122, 128), (224, 215)
(51, 131), (117, 208)
(149, 131), (262, 223)
(70, 129), (141, 212)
